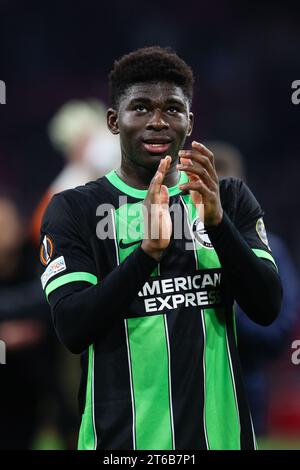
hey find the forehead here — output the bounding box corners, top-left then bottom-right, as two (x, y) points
(121, 81), (188, 106)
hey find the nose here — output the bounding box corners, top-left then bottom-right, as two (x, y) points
(146, 109), (169, 131)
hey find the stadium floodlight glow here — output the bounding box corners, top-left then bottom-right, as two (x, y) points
(0, 80), (6, 104)
(0, 340), (6, 365)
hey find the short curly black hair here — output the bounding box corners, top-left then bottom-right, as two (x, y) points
(109, 46), (194, 108)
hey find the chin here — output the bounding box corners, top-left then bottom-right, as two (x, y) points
(144, 155), (166, 168)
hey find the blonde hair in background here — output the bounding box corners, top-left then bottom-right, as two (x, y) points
(48, 100), (108, 154)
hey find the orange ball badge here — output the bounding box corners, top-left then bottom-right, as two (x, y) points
(40, 235), (54, 266)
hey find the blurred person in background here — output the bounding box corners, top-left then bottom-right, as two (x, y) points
(0, 192), (86, 449)
(29, 100), (121, 448)
(0, 194), (56, 449)
(31, 99), (120, 244)
(207, 141), (299, 438)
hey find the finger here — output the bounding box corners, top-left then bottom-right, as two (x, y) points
(146, 159), (163, 202)
(151, 157), (170, 198)
(191, 141), (215, 167)
(179, 149), (215, 173)
(148, 158), (164, 188)
(179, 156), (198, 182)
(160, 184), (169, 205)
(162, 155), (172, 176)
(179, 150), (217, 183)
(157, 156), (170, 180)
(179, 180), (213, 198)
(177, 162), (217, 190)
(152, 171), (164, 197)
(156, 156), (172, 185)
(180, 157), (192, 166)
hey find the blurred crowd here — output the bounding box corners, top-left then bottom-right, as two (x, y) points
(0, 100), (120, 449)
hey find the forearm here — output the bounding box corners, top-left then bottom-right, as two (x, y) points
(51, 246), (158, 354)
(206, 212), (282, 325)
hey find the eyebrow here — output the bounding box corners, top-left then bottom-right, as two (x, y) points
(129, 96), (186, 106)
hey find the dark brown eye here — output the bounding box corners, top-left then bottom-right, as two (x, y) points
(168, 106), (179, 114)
(135, 105), (147, 112)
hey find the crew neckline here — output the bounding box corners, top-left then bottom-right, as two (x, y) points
(105, 169), (188, 199)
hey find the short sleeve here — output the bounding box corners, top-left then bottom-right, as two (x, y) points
(234, 179), (277, 269)
(39, 193), (98, 305)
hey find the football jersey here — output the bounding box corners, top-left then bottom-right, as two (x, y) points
(40, 169), (277, 450)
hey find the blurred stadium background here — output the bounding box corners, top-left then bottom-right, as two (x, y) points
(0, 0), (300, 450)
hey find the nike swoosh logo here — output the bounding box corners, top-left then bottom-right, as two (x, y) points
(119, 239), (142, 249)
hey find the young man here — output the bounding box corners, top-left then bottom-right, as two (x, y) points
(40, 47), (282, 450)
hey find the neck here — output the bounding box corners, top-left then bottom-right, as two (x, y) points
(116, 159), (180, 190)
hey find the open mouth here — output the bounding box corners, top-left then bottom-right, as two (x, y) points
(142, 142), (171, 154)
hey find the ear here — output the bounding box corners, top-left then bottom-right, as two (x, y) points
(186, 112), (194, 137)
(107, 108), (119, 135)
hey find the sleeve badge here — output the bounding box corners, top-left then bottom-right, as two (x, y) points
(256, 218), (271, 251)
(40, 235), (54, 266)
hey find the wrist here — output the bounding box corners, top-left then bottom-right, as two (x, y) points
(205, 209), (223, 228)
